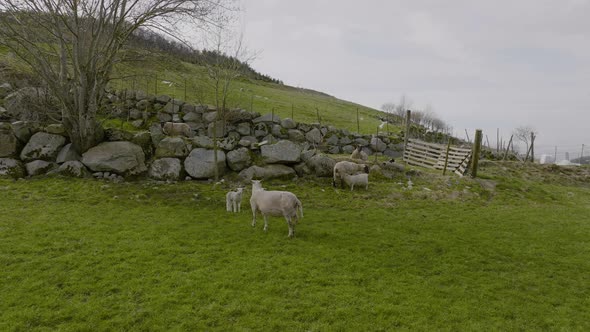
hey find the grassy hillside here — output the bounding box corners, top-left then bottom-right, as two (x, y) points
(112, 50), (394, 135)
(1, 162), (589, 330)
(0, 45), (395, 136)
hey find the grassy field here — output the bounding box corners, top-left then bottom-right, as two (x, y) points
(1, 162), (590, 330)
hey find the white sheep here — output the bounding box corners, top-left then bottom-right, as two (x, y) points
(333, 160), (369, 188)
(226, 187), (244, 213)
(250, 180), (303, 238)
(350, 146), (368, 161)
(343, 173), (369, 191)
(162, 122), (194, 137)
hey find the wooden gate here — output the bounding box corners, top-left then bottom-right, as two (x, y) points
(403, 139), (472, 176)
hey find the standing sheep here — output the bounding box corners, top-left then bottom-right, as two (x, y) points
(350, 146), (368, 161)
(343, 173), (369, 191)
(250, 180), (303, 238)
(333, 160), (369, 188)
(226, 187), (244, 213)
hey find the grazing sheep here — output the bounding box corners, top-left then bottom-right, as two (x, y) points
(350, 146), (368, 161)
(162, 122), (194, 137)
(343, 173), (369, 191)
(333, 160), (369, 188)
(226, 187), (244, 213)
(250, 180), (303, 238)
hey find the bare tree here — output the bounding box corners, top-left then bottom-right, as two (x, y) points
(205, 11), (255, 180)
(513, 126), (536, 155)
(395, 94), (413, 120)
(0, 0), (224, 152)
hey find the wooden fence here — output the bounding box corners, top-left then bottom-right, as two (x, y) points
(403, 139), (472, 176)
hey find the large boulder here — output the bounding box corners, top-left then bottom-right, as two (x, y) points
(288, 129), (305, 142)
(238, 164), (296, 181)
(0, 83), (13, 98)
(0, 158), (25, 178)
(148, 158), (183, 181)
(81, 141), (147, 175)
(11, 121), (39, 143)
(25, 160), (56, 176)
(56, 143), (81, 164)
(149, 123), (165, 146)
(184, 148), (226, 179)
(253, 113), (280, 124)
(305, 128), (322, 145)
(306, 154), (336, 177)
(131, 131), (153, 160)
(226, 147), (252, 172)
(207, 120), (226, 138)
(20, 132), (66, 162)
(261, 140), (302, 164)
(280, 118), (297, 129)
(104, 128), (134, 142)
(370, 137), (387, 152)
(237, 122), (252, 136)
(155, 137), (189, 158)
(190, 135), (214, 149)
(0, 123), (21, 157)
(57, 161), (91, 178)
(4, 87), (60, 122)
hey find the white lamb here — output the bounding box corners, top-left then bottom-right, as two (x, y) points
(333, 160), (369, 188)
(226, 187), (244, 213)
(343, 173), (369, 191)
(350, 146), (368, 161)
(250, 180), (303, 238)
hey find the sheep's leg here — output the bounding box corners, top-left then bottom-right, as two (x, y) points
(226, 197), (231, 212)
(251, 204), (257, 227)
(237, 201), (241, 212)
(351, 183), (354, 191)
(232, 201), (237, 213)
(263, 215), (269, 232)
(286, 216), (294, 238)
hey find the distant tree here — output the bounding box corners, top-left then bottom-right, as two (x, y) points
(0, 0), (224, 152)
(513, 126), (536, 155)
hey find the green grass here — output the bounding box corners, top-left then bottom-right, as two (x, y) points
(2, 163), (590, 330)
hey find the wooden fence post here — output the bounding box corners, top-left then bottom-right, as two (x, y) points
(356, 108), (360, 133)
(404, 110), (411, 149)
(531, 132), (536, 162)
(503, 135), (513, 160)
(471, 129), (483, 178)
(442, 137), (453, 175)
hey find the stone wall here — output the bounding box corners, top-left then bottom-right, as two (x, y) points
(0, 86), (405, 181)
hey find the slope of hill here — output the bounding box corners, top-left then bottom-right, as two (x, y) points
(0, 45), (399, 137)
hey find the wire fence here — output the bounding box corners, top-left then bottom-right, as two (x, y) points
(107, 74), (454, 142)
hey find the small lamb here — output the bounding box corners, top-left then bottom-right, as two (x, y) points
(343, 173), (369, 191)
(333, 160), (369, 188)
(226, 187), (244, 213)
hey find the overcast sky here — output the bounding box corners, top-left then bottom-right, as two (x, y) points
(238, 0), (589, 158)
